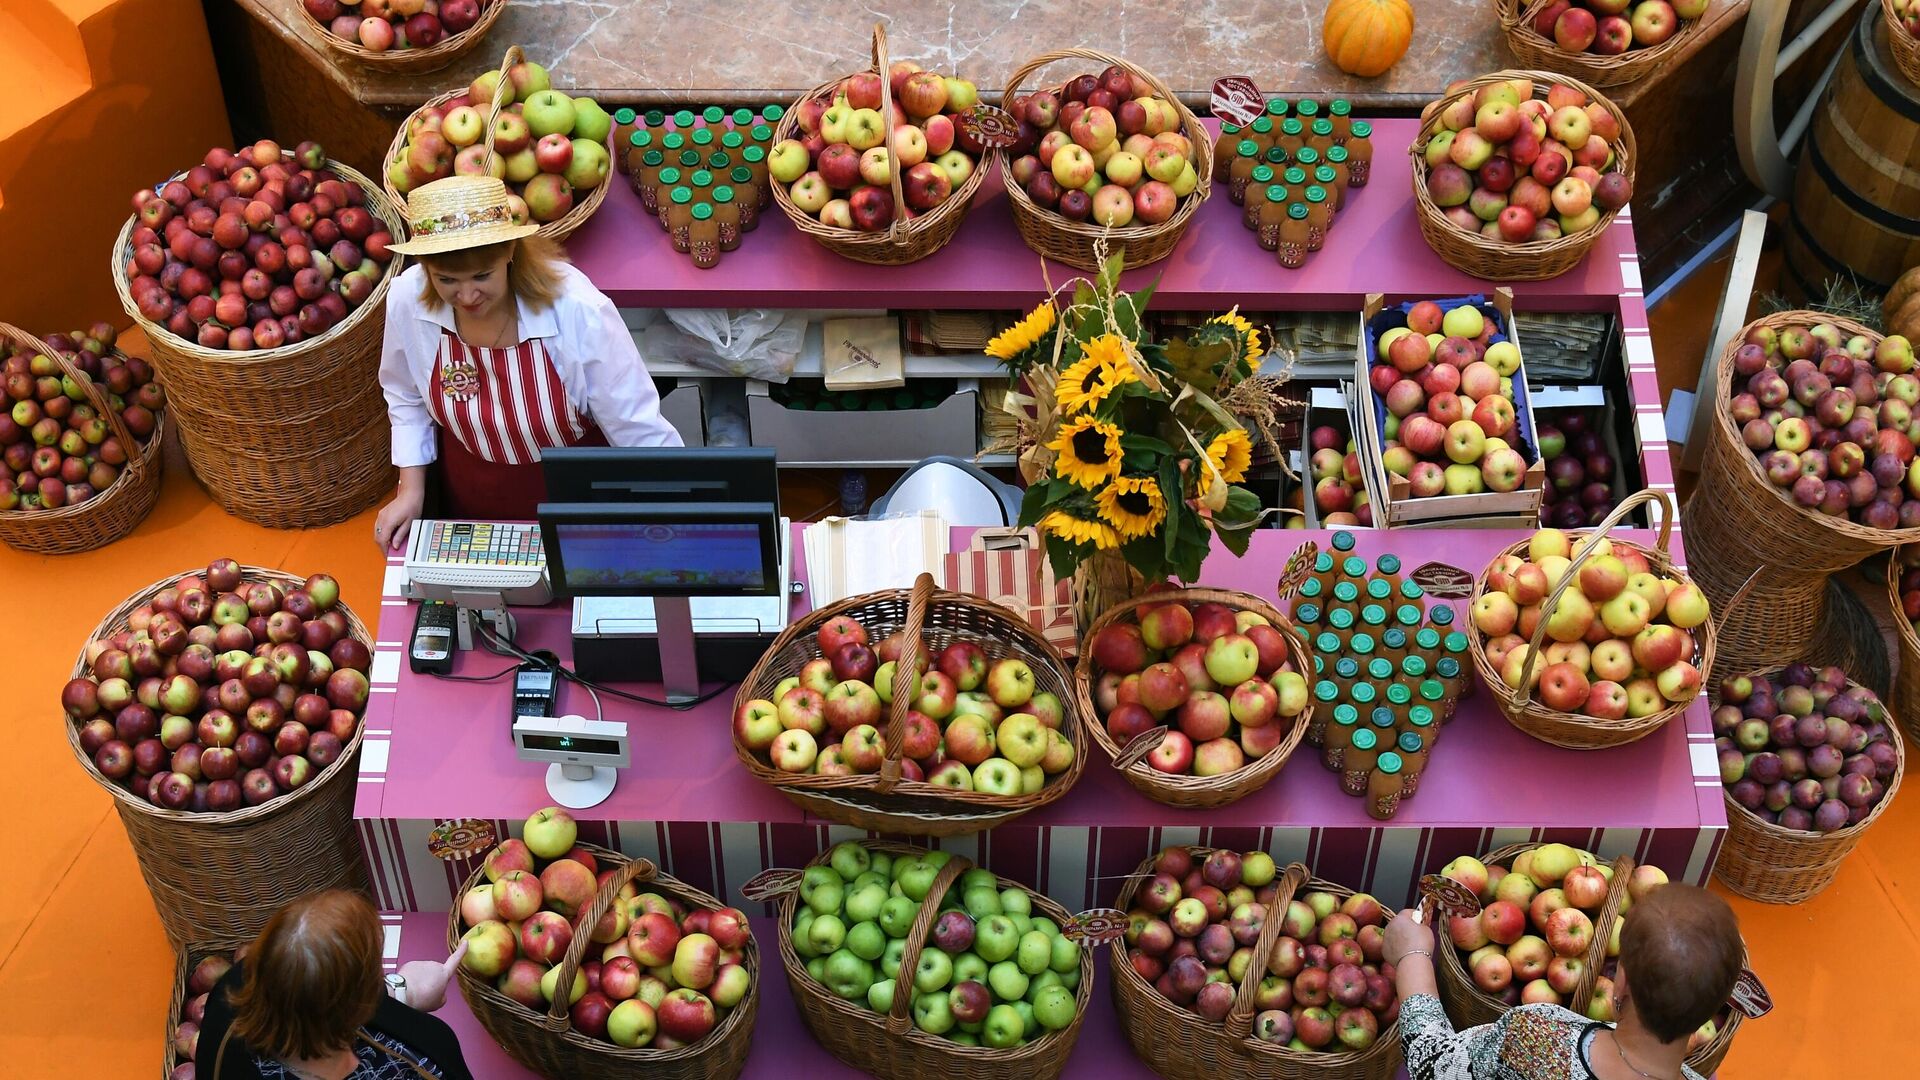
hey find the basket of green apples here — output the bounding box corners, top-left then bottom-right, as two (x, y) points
(771, 840), (1094, 1080)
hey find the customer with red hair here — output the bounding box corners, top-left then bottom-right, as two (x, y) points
(197, 890), (473, 1080)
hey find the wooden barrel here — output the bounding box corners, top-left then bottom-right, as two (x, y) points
(1788, 8), (1920, 295)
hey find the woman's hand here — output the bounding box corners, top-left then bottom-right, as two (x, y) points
(394, 940), (466, 1013)
(1384, 907), (1436, 966)
(374, 469), (427, 553)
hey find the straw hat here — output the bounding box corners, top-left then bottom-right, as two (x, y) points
(386, 175), (538, 256)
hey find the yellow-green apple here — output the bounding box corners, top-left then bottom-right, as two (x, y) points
(1051, 144), (1096, 188)
(1145, 144), (1186, 183)
(1204, 634), (1260, 686)
(943, 76), (978, 110)
(608, 998), (656, 1048)
(769, 728), (817, 772)
(1170, 160), (1200, 197)
(1271, 670), (1309, 718)
(820, 102), (853, 144)
(996, 713), (1049, 768)
(986, 658), (1035, 707)
(1623, 677), (1663, 717)
(1494, 869), (1537, 908)
(858, 147), (893, 187)
(541, 858), (598, 918)
(1446, 462), (1487, 495)
(1474, 592), (1521, 636)
(1193, 737), (1245, 776)
(523, 90), (577, 139)
(1441, 856), (1490, 898)
(1502, 644), (1540, 691)
(952, 692), (1002, 725)
(1544, 907), (1592, 958)
(1040, 727), (1076, 773)
(1529, 843), (1581, 888)
(1664, 582), (1710, 628)
(1655, 660), (1701, 702)
(768, 140), (810, 183)
(1507, 935), (1551, 982)
(1105, 150), (1144, 187)
(564, 140), (610, 191)
(1092, 184), (1134, 226)
(1544, 591), (1595, 643)
(927, 759), (973, 790)
(492, 870), (543, 921)
(974, 757), (1022, 795)
(442, 106), (485, 147)
(1536, 554), (1574, 593)
(1527, 528), (1571, 561)
(1627, 864), (1668, 900)
(935, 150), (974, 188)
(461, 920), (517, 977)
(886, 124), (928, 169)
(671, 933), (719, 991)
(1445, 419), (1487, 464)
(1484, 340), (1522, 376)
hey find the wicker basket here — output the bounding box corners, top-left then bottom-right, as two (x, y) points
(1887, 549), (1920, 744)
(1467, 489), (1720, 750)
(767, 24), (989, 265)
(1411, 71), (1634, 281)
(0, 323), (167, 553)
(733, 572), (1086, 836)
(165, 941), (245, 1079)
(1684, 311), (1920, 677)
(997, 48), (1212, 272)
(110, 154), (403, 528)
(446, 843), (757, 1080)
(1074, 586), (1313, 808)
(382, 45), (610, 244)
(1433, 842), (1745, 1072)
(1713, 666), (1907, 903)
(64, 565), (373, 946)
(294, 0), (509, 76)
(1109, 852), (1402, 1080)
(1496, 0), (1709, 88)
(1883, 0), (1920, 86)
(774, 840), (1094, 1080)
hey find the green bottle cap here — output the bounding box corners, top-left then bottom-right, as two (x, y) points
(1266, 99), (1290, 117)
(1376, 751), (1403, 774)
(614, 107), (637, 124)
(1297, 99), (1321, 117)
(720, 108), (745, 127)
(1315, 680), (1341, 703)
(731, 166), (754, 186)
(712, 185), (735, 203)
(1352, 683), (1377, 705)
(1282, 117), (1305, 137)
(1333, 530), (1357, 551)
(644, 109), (667, 127)
(1431, 605), (1456, 627)
(1335, 657), (1361, 680)
(691, 202), (714, 220)
(691, 128), (715, 147)
(1288, 202), (1309, 220)
(1266, 184), (1289, 203)
(1420, 679), (1446, 703)
(1361, 604), (1387, 627)
(1367, 658), (1393, 681)
(1351, 727), (1378, 751)
(1351, 633), (1375, 656)
(662, 131), (686, 150)
(1315, 165), (1338, 187)
(1373, 706), (1398, 729)
(1329, 607), (1355, 631)
(1312, 118), (1335, 138)
(1334, 703), (1359, 727)
(703, 106), (726, 125)
(1296, 147), (1321, 167)
(1327, 146), (1350, 165)
(1400, 580), (1425, 600)
(1386, 683), (1412, 707)
(1351, 120), (1373, 138)
(751, 124), (775, 143)
(1410, 705), (1435, 728)
(1265, 147), (1289, 165)
(1330, 99), (1352, 117)
(1300, 578), (1324, 599)
(708, 152), (732, 170)
(1415, 627), (1442, 652)
(762, 104), (785, 122)
(743, 144), (767, 163)
(669, 185), (692, 204)
(1237, 139), (1259, 158)
(1313, 655), (1326, 675)
(1283, 166), (1308, 186)
(1367, 579), (1393, 602)
(679, 150), (701, 168)
(691, 169), (714, 187)
(1251, 165), (1275, 184)
(1296, 603), (1321, 626)
(1314, 551), (1336, 573)
(1382, 628), (1408, 653)
(658, 167), (683, 186)
(1398, 730), (1424, 755)
(641, 149), (664, 168)
(1316, 632), (1342, 655)
(722, 130), (745, 149)
(1332, 582), (1359, 606)
(1251, 116), (1274, 135)
(673, 109), (697, 128)
(1436, 656), (1462, 679)
(1221, 121), (1242, 135)
(1342, 556), (1367, 578)
(1400, 654), (1427, 679)
(1393, 605), (1420, 629)
(1306, 184), (1329, 205)
(1445, 631), (1470, 654)
(629, 130), (652, 149)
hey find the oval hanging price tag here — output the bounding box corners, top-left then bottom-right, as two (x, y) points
(1417, 874), (1482, 920)
(957, 106), (1022, 150)
(1729, 969), (1773, 1019)
(1279, 540), (1320, 597)
(740, 868), (805, 902)
(1113, 725), (1172, 771)
(1062, 907), (1131, 944)
(426, 818), (497, 861)
(1211, 76), (1265, 126)
(1410, 562), (1476, 599)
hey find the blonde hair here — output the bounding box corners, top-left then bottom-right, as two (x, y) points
(416, 234), (567, 310)
(228, 890), (383, 1060)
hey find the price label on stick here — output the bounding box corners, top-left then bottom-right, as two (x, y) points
(426, 819), (496, 861)
(1279, 540), (1320, 597)
(1211, 76), (1266, 126)
(1411, 562), (1476, 599)
(1417, 873), (1482, 926)
(956, 106), (1022, 150)
(740, 868), (803, 902)
(1729, 969), (1773, 1019)
(1062, 908), (1131, 944)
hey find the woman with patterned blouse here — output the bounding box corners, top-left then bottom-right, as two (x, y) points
(1383, 884), (1743, 1080)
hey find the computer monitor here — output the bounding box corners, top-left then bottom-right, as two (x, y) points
(537, 502), (782, 600)
(540, 447), (779, 513)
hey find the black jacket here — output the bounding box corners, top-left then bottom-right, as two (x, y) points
(196, 964), (474, 1080)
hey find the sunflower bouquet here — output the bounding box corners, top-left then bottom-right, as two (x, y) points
(988, 254), (1280, 603)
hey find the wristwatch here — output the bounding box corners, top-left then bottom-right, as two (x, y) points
(385, 972), (410, 1005)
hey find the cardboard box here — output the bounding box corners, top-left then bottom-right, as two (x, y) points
(1299, 384), (1383, 529)
(658, 378), (706, 446)
(745, 380), (979, 467)
(1529, 382), (1641, 529)
(1355, 290), (1544, 527)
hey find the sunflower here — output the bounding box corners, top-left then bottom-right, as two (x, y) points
(1048, 415), (1124, 489)
(1206, 429), (1253, 484)
(1207, 311), (1265, 365)
(1097, 475), (1169, 540)
(1039, 509), (1121, 550)
(985, 302), (1057, 363)
(1055, 337), (1139, 415)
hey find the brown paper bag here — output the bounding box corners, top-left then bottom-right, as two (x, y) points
(941, 527), (1078, 655)
(823, 316), (905, 390)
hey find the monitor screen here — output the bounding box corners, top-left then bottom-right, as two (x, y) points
(540, 447), (778, 511)
(537, 502), (780, 598)
(521, 733), (623, 757)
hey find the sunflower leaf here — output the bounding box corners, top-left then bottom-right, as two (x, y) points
(1043, 535), (1081, 579)
(1224, 485), (1262, 517)
(1017, 480), (1053, 528)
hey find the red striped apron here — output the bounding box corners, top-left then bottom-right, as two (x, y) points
(427, 330), (605, 520)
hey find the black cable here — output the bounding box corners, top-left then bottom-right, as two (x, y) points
(478, 620), (736, 710)
(425, 664), (520, 683)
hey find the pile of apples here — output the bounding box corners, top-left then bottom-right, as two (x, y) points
(1370, 300), (1533, 500)
(1716, 665), (1900, 833)
(1725, 321), (1920, 530)
(304, 0), (494, 54)
(64, 558), (369, 811)
(1123, 847), (1398, 1053)
(166, 951), (235, 1080)
(125, 140), (394, 351)
(735, 615), (1076, 795)
(1306, 423), (1373, 527)
(388, 61), (612, 224)
(1421, 78), (1631, 245)
(1538, 409), (1621, 528)
(1897, 0), (1920, 39)
(1529, 0), (1704, 56)
(1008, 65), (1201, 228)
(769, 61), (984, 232)
(459, 808), (753, 1049)
(790, 841), (1082, 1047)
(1085, 595), (1309, 777)
(2, 324), (163, 512)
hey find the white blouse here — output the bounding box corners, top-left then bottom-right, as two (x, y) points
(379, 261), (682, 468)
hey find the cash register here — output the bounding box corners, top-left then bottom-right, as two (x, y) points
(401, 520), (553, 651)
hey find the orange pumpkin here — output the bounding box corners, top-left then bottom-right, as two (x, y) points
(1323, 0), (1416, 78)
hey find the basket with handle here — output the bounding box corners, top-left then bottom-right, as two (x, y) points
(766, 23), (989, 265)
(1410, 70), (1633, 281)
(63, 564), (373, 946)
(1887, 547), (1920, 744)
(445, 842), (758, 1080)
(732, 571), (1087, 836)
(997, 47), (1212, 272)
(1495, 0), (1710, 88)
(1882, 0), (1920, 87)
(1712, 666), (1907, 903)
(1467, 489), (1723, 750)
(1109, 851), (1402, 1080)
(294, 0), (510, 76)
(771, 839), (1095, 1080)
(110, 152), (403, 528)
(382, 44), (610, 243)
(1432, 842), (1751, 1072)
(1073, 586), (1314, 808)
(1684, 311), (1920, 678)
(0, 322), (167, 553)
(164, 939), (248, 1080)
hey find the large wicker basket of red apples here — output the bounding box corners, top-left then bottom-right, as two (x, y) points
(1496, 0), (1711, 89)
(296, 0), (508, 77)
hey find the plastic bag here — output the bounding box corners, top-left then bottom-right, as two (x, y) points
(641, 309), (808, 381)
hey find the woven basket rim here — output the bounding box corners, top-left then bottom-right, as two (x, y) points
(1887, 547), (1920, 664)
(63, 564), (371, 825)
(1494, 0), (1707, 86)
(1881, 0), (1920, 88)
(293, 0), (509, 71)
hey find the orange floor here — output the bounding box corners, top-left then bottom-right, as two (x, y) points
(4, 295), (1918, 1077)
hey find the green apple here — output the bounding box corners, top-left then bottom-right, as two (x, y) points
(987, 960), (1029, 1003)
(570, 97), (613, 144)
(952, 952), (989, 985)
(1032, 984), (1076, 1031)
(1027, 970), (1064, 1000)
(521, 806), (578, 859)
(846, 920), (887, 960)
(897, 859), (940, 902)
(983, 1004), (1026, 1048)
(913, 990), (955, 1034)
(975, 915), (1018, 962)
(1000, 888), (1033, 919)
(973, 757), (1022, 795)
(824, 948), (876, 1000)
(807, 956), (828, 982)
(830, 841), (872, 881)
(845, 882), (888, 924)
(873, 661), (899, 703)
(881, 937), (909, 979)
(1049, 934), (1081, 973)
(1242, 851), (1277, 887)
(523, 90), (578, 139)
(807, 913), (846, 954)
(960, 868), (997, 892)
(774, 675), (800, 701)
(867, 977), (897, 1013)
(1007, 913), (1033, 937)
(963, 886), (1002, 920)
(958, 1020), (983, 1035)
(869, 851), (893, 880)
(607, 998), (656, 1047)
(950, 1031), (979, 1046)
(880, 895), (918, 938)
(792, 911), (817, 957)
(1055, 962), (1081, 991)
(923, 850), (955, 869)
(1484, 340), (1521, 376)
(914, 948), (953, 993)
(541, 964), (586, 1005)
(852, 870), (890, 893)
(1016, 931), (1053, 975)
(1012, 1001), (1036, 1038)
(1019, 765), (1045, 793)
(1030, 917), (1060, 939)
(1442, 304), (1485, 339)
(803, 864), (842, 894)
(807, 880), (844, 917)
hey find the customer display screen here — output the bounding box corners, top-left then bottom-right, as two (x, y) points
(522, 733), (623, 757)
(553, 522), (769, 591)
